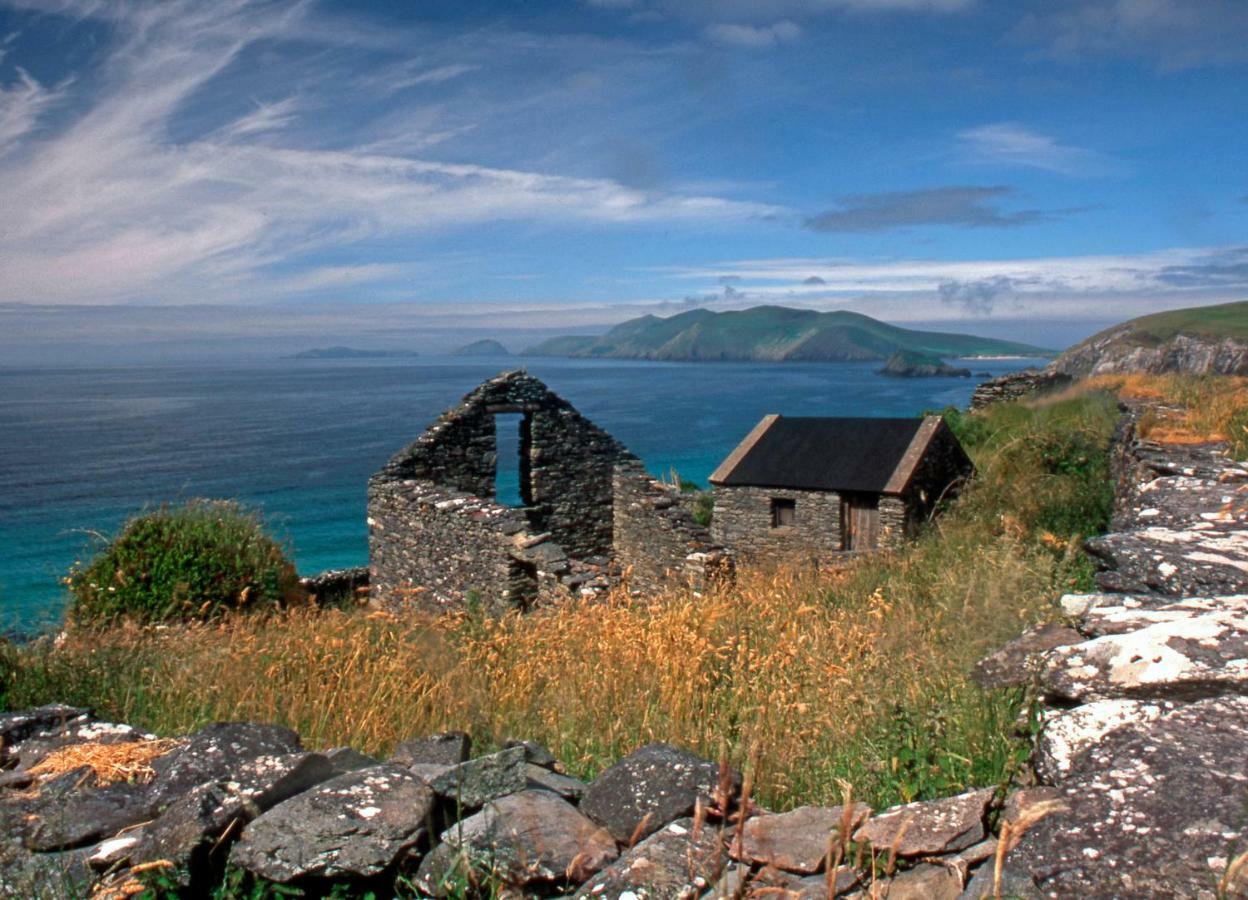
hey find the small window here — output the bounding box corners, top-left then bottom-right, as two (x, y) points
(771, 497), (796, 528)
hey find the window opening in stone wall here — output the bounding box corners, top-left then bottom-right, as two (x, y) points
(771, 497), (796, 528)
(494, 413), (526, 507)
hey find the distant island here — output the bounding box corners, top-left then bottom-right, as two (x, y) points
(287, 346), (419, 360)
(879, 350), (972, 378)
(452, 339), (511, 357)
(523, 305), (1049, 362)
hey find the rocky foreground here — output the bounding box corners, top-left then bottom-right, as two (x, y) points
(974, 405), (1248, 898)
(5, 402), (1248, 899)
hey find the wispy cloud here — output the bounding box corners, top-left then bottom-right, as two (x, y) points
(0, 0), (782, 306)
(705, 20), (801, 47)
(215, 97), (300, 140)
(1015, 0), (1248, 71)
(957, 123), (1121, 176)
(804, 185), (1068, 232)
(663, 244), (1248, 304)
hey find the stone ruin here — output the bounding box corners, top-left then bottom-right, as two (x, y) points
(368, 370), (724, 612)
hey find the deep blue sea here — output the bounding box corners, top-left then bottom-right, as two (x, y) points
(0, 356), (1042, 631)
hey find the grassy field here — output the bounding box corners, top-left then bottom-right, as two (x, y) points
(1075, 299), (1248, 347)
(1, 385), (1125, 813)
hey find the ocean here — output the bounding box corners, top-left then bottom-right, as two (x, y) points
(0, 356), (1041, 631)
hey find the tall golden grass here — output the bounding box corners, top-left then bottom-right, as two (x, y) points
(6, 389), (1129, 811)
(1085, 373), (1248, 455)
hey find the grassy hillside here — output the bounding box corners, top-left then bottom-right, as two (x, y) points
(1079, 300), (1248, 347)
(524, 305), (1049, 362)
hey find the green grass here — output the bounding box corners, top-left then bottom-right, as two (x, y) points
(1082, 299), (1248, 347)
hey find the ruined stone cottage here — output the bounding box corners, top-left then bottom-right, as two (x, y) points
(367, 370), (720, 611)
(709, 415), (972, 560)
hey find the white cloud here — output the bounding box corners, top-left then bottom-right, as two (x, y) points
(216, 97), (300, 140)
(0, 67), (66, 155)
(0, 0), (782, 306)
(957, 123), (1120, 176)
(657, 245), (1248, 322)
(705, 20), (801, 47)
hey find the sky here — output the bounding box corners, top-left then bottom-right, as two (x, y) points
(0, 0), (1246, 361)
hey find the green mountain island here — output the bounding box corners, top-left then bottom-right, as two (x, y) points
(452, 339), (511, 357)
(1053, 299), (1248, 377)
(523, 306), (1049, 362)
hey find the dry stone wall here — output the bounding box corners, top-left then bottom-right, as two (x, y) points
(969, 369), (1072, 410)
(612, 462), (728, 594)
(970, 400), (1248, 897)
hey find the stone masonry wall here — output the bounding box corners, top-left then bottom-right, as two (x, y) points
(368, 479), (539, 613)
(878, 495), (905, 550)
(897, 423), (975, 533)
(711, 485), (845, 561)
(612, 461), (726, 594)
(369, 371), (636, 609)
(374, 371), (635, 560)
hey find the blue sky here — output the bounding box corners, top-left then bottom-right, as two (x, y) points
(0, 0), (1246, 359)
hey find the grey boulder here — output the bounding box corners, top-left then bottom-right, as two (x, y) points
(417, 789), (617, 895)
(580, 743), (737, 844)
(853, 789), (993, 858)
(574, 817), (724, 899)
(229, 763), (436, 883)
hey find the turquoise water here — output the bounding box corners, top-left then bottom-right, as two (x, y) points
(0, 356), (1040, 631)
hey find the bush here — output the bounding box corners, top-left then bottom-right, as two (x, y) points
(67, 500), (300, 624)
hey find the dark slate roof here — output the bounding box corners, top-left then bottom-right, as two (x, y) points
(710, 416), (927, 493)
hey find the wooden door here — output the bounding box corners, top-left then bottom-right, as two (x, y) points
(842, 494), (880, 551)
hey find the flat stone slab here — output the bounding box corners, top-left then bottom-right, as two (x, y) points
(853, 789), (992, 858)
(734, 804), (870, 874)
(1034, 699), (1173, 784)
(574, 817), (724, 899)
(580, 743), (736, 844)
(880, 863), (963, 900)
(147, 722), (303, 814)
(229, 763), (435, 882)
(130, 752), (336, 876)
(0, 706), (91, 764)
(390, 731), (470, 767)
(418, 789), (617, 893)
(429, 745), (527, 809)
(1088, 524), (1248, 597)
(1005, 696), (1248, 897)
(1040, 608), (1248, 702)
(1121, 474), (1248, 531)
(1078, 594), (1248, 636)
(525, 763), (587, 801)
(972, 623), (1083, 690)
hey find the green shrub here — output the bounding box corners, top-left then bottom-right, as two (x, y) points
(67, 500), (300, 624)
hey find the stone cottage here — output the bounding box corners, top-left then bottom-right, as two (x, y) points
(709, 414), (973, 560)
(368, 370), (721, 612)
